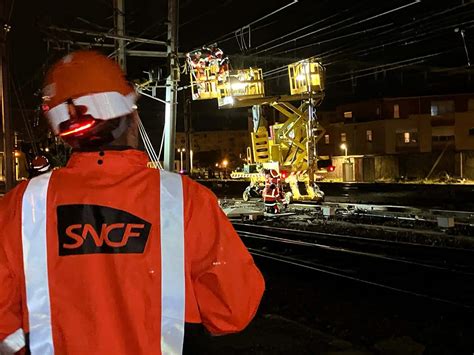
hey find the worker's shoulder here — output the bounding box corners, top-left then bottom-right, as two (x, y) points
(0, 180), (29, 221)
(0, 180), (29, 203)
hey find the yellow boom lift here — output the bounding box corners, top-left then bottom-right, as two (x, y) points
(188, 49), (328, 202)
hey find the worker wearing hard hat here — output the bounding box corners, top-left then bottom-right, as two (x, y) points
(262, 169), (283, 214)
(0, 51), (265, 355)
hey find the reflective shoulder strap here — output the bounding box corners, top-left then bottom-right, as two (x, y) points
(21, 172), (54, 355)
(159, 171), (185, 355)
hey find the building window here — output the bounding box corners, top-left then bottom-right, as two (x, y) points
(324, 134), (330, 144)
(366, 130), (373, 142)
(397, 131), (418, 145)
(469, 128), (474, 136)
(404, 132), (410, 143)
(393, 104), (400, 119)
(340, 132), (347, 142)
(431, 100), (454, 116)
(344, 111), (353, 119)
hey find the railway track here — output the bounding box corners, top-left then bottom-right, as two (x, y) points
(234, 223), (474, 310)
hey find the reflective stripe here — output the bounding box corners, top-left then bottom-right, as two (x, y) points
(21, 172), (54, 355)
(159, 171), (185, 355)
(0, 328), (25, 353)
(45, 91), (137, 134)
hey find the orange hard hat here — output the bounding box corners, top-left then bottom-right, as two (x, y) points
(42, 50), (137, 140)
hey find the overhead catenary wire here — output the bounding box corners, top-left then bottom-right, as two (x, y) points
(273, 23), (393, 56)
(200, 0), (299, 49)
(251, 10), (349, 53)
(319, 11), (474, 62)
(326, 60), (426, 85)
(254, 0), (421, 55)
(11, 78), (39, 155)
(262, 16), (474, 80)
(137, 117), (162, 169)
(327, 51), (447, 79)
(295, 1), (474, 61)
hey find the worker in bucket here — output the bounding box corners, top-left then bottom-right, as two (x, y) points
(0, 50), (265, 355)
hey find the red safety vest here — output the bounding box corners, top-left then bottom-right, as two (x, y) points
(0, 149), (264, 355)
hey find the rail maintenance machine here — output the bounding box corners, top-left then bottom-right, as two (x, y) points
(187, 46), (331, 204)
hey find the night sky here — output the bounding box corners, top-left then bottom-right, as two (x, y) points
(6, 0), (474, 139)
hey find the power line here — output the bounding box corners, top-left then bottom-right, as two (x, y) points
(273, 23), (393, 56)
(199, 0), (299, 50)
(251, 10), (349, 53)
(254, 0), (421, 55)
(262, 12), (474, 79)
(316, 4), (474, 61)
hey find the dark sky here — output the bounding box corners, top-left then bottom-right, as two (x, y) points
(6, 0), (474, 138)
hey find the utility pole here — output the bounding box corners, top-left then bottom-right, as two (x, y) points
(114, 0), (126, 71)
(183, 93), (191, 172)
(0, 0), (14, 191)
(163, 0), (179, 171)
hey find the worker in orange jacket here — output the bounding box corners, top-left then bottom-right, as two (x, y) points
(0, 51), (265, 355)
(262, 169), (282, 214)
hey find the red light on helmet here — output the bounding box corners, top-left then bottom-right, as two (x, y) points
(41, 104), (50, 112)
(59, 120), (95, 137)
(328, 165), (335, 172)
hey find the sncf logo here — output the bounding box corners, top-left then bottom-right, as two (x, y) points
(57, 204), (151, 256)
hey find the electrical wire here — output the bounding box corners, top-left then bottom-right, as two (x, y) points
(251, 10), (348, 53)
(254, 0), (421, 55)
(10, 76), (39, 155)
(204, 0), (299, 47)
(327, 51), (446, 79)
(273, 23), (393, 56)
(7, 0), (15, 23)
(320, 14), (474, 62)
(262, 17), (474, 80)
(137, 117), (162, 169)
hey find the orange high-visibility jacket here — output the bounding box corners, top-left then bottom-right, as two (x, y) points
(0, 149), (265, 355)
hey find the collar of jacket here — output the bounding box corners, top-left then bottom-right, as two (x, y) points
(66, 148), (150, 170)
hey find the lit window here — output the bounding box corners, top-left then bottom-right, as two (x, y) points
(366, 130), (373, 142)
(341, 132), (347, 142)
(404, 132), (410, 143)
(393, 104), (400, 119)
(324, 134), (330, 144)
(344, 111), (352, 119)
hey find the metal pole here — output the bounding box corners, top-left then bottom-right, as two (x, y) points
(0, 0), (14, 191)
(164, 0), (179, 171)
(460, 151), (463, 178)
(114, 0), (126, 71)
